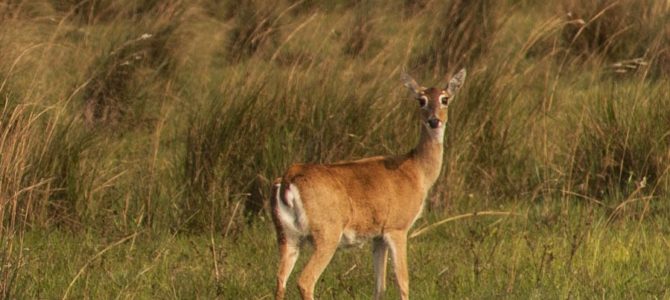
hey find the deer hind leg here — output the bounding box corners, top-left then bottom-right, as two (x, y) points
(373, 237), (389, 300)
(272, 180), (301, 300)
(297, 230), (340, 300)
(275, 236), (300, 300)
(386, 231), (409, 300)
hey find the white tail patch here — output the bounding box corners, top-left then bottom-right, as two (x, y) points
(275, 183), (309, 236)
(283, 184), (295, 208)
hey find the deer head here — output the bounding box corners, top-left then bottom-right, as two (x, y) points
(401, 68), (467, 142)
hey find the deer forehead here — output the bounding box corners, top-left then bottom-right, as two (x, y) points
(420, 87), (447, 100)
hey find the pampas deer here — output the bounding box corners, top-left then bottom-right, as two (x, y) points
(271, 69), (467, 300)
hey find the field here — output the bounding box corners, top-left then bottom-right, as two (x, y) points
(1, 0), (669, 298)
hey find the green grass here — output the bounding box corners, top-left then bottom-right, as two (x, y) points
(8, 201), (670, 299)
(1, 0), (670, 298)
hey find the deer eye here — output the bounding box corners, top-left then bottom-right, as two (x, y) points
(440, 95), (449, 105)
(417, 97), (427, 107)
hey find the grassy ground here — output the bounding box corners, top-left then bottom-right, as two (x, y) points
(1, 0), (670, 298)
(8, 201), (670, 299)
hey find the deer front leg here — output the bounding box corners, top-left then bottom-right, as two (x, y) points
(373, 237), (389, 300)
(297, 230), (340, 300)
(386, 231), (409, 300)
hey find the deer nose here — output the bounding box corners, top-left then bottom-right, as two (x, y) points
(427, 118), (441, 129)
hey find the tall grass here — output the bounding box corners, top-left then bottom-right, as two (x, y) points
(561, 0), (670, 76)
(567, 80), (670, 198)
(410, 0), (497, 75)
(223, 0), (283, 63)
(0, 0), (667, 241)
(0, 101), (91, 296)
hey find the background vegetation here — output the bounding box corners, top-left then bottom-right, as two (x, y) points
(1, 0), (669, 298)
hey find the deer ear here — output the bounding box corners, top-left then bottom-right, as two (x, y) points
(401, 72), (423, 96)
(445, 68), (466, 95)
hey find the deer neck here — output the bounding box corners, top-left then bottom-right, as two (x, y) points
(409, 124), (444, 187)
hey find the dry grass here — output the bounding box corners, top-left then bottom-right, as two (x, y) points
(410, 0), (497, 75)
(1, 0), (669, 296)
(561, 0), (670, 75)
(0, 0), (666, 230)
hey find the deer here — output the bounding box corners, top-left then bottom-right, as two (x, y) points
(270, 69), (467, 300)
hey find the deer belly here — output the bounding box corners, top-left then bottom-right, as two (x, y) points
(339, 229), (370, 248)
